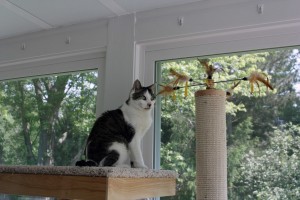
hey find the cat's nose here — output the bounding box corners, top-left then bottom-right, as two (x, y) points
(147, 103), (152, 108)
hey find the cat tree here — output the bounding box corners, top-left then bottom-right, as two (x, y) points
(158, 59), (273, 200)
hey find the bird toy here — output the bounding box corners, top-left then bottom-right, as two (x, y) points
(158, 58), (274, 99)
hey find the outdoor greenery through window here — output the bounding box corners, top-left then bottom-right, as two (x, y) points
(0, 70), (98, 199)
(0, 71), (98, 165)
(156, 47), (300, 199)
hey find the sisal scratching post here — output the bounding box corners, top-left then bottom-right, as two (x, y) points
(195, 89), (227, 200)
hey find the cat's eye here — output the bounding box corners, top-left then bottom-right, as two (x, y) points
(142, 96), (147, 100)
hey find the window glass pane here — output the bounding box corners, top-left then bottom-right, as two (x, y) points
(0, 70), (98, 166)
(156, 47), (300, 199)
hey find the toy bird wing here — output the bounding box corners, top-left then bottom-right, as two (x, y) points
(247, 72), (274, 94)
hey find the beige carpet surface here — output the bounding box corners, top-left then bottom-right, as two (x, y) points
(0, 165), (177, 178)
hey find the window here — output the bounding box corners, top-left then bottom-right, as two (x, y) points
(155, 47), (300, 199)
(0, 53), (103, 199)
(0, 70), (98, 166)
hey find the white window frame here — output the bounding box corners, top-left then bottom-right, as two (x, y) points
(140, 23), (300, 169)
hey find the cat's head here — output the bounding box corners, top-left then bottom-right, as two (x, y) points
(126, 79), (156, 111)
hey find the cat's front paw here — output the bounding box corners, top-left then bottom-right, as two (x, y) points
(75, 160), (87, 166)
(75, 160), (97, 167)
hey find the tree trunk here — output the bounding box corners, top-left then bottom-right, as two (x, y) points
(17, 82), (36, 164)
(33, 76), (70, 165)
(226, 114), (233, 145)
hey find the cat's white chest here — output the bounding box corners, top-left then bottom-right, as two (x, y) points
(121, 105), (152, 137)
(130, 113), (152, 134)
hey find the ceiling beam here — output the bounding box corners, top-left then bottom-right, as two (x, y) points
(96, 0), (128, 16)
(0, 0), (53, 29)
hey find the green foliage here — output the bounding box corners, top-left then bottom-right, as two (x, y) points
(0, 71), (97, 166)
(161, 143), (196, 199)
(158, 48), (300, 199)
(233, 123), (300, 199)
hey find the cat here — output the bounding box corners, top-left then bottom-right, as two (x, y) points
(76, 79), (155, 168)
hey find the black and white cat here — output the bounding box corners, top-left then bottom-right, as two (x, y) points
(76, 79), (155, 168)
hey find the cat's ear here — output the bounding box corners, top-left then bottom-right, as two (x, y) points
(132, 79), (142, 91)
(148, 83), (156, 93)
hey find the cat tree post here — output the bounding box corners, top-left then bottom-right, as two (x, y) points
(195, 89), (227, 200)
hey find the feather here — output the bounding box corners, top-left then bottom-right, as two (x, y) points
(205, 79), (215, 89)
(169, 68), (191, 98)
(184, 81), (188, 97)
(158, 84), (175, 96)
(169, 68), (191, 85)
(247, 72), (274, 94)
(198, 59), (214, 79)
(198, 58), (224, 83)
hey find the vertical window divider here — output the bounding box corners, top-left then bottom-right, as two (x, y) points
(154, 61), (162, 170)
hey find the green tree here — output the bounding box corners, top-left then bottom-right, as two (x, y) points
(0, 71), (97, 166)
(234, 123), (300, 199)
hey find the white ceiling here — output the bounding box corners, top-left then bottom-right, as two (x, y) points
(0, 0), (206, 41)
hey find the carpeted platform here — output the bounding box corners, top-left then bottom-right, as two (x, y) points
(0, 165), (177, 178)
(0, 165), (177, 199)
